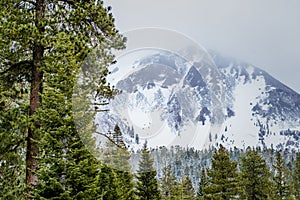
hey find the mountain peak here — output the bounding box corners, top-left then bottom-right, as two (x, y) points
(95, 49), (300, 151)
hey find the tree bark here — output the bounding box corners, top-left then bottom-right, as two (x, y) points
(25, 0), (44, 196)
(25, 47), (43, 186)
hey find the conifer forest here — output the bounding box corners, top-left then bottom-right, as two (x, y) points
(0, 1), (299, 199)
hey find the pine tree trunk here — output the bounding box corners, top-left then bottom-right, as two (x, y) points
(25, 0), (44, 196)
(25, 53), (43, 187)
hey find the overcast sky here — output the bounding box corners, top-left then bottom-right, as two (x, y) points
(106, 0), (300, 93)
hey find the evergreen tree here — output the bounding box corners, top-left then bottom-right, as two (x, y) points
(97, 165), (119, 200)
(0, 0), (125, 198)
(115, 170), (136, 200)
(136, 142), (161, 200)
(293, 153), (300, 199)
(273, 151), (293, 199)
(33, 62), (113, 199)
(102, 125), (131, 172)
(179, 176), (196, 200)
(240, 149), (275, 200)
(0, 83), (27, 199)
(100, 125), (135, 199)
(97, 164), (135, 200)
(113, 123), (127, 149)
(197, 167), (207, 199)
(203, 145), (240, 199)
(160, 164), (180, 199)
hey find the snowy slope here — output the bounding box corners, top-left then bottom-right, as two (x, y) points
(94, 49), (300, 151)
(211, 51), (300, 150)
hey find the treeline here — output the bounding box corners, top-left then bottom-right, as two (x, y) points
(104, 142), (300, 200)
(149, 145), (298, 189)
(151, 145), (300, 200)
(1, 116), (300, 200)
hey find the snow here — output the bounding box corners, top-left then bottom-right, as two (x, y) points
(187, 122), (211, 149)
(127, 108), (152, 129)
(93, 50), (300, 152)
(108, 49), (159, 85)
(220, 75), (267, 148)
(245, 65), (255, 77)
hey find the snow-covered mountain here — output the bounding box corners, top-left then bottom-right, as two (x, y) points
(209, 51), (300, 150)
(95, 49), (300, 151)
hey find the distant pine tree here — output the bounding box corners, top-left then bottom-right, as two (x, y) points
(273, 151), (293, 199)
(101, 125), (135, 199)
(203, 145), (240, 199)
(0, 0), (125, 198)
(160, 165), (179, 199)
(197, 167), (207, 199)
(240, 149), (275, 200)
(113, 124), (127, 149)
(136, 142), (161, 200)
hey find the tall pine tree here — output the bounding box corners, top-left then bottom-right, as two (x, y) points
(273, 151), (293, 199)
(203, 145), (240, 199)
(240, 149), (275, 200)
(136, 142), (161, 200)
(0, 0), (125, 198)
(102, 124), (135, 200)
(197, 167), (207, 200)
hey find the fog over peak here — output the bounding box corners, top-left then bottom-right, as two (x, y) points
(106, 0), (300, 93)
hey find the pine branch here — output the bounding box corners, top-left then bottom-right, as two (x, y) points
(0, 139), (23, 161)
(0, 60), (33, 75)
(95, 131), (127, 150)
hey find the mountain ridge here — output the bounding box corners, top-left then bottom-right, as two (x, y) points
(95, 49), (300, 151)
